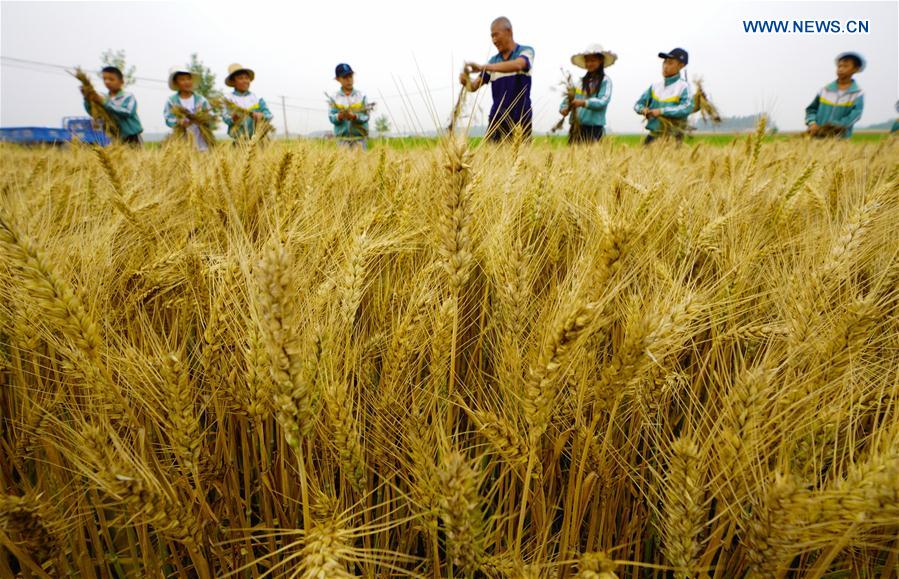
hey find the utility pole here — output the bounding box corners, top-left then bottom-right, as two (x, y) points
(280, 96), (289, 139)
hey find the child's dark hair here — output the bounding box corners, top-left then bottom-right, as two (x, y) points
(582, 59), (605, 96)
(838, 54), (862, 69)
(173, 71), (192, 82)
(101, 66), (124, 80)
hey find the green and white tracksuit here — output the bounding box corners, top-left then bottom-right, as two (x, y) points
(221, 90), (272, 139)
(163, 93), (213, 150)
(633, 73), (693, 135)
(328, 89), (370, 142)
(805, 80), (864, 138)
(559, 76), (613, 127)
(84, 90), (143, 138)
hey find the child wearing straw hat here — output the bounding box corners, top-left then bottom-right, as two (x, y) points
(805, 52), (866, 139)
(633, 48), (693, 144)
(221, 63), (273, 140)
(328, 63), (371, 150)
(560, 44), (615, 143)
(164, 67), (214, 151)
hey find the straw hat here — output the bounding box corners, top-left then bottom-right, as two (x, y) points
(571, 44), (617, 69)
(168, 67), (200, 91)
(225, 63), (255, 87)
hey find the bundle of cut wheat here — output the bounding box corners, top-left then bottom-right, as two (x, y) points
(692, 78), (722, 124)
(551, 70), (581, 142)
(655, 114), (694, 138)
(72, 67), (120, 140)
(448, 66), (475, 133)
(213, 97), (274, 142)
(325, 92), (377, 141)
(169, 104), (218, 147)
(809, 123), (848, 138)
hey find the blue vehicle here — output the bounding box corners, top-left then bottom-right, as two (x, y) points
(0, 116), (111, 146)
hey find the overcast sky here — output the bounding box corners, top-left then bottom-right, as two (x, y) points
(1, 0), (897, 135)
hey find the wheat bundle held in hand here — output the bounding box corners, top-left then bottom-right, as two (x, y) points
(551, 70), (582, 142)
(692, 78), (722, 124)
(218, 97), (249, 139)
(655, 115), (694, 137)
(72, 67), (120, 140)
(448, 66), (474, 133)
(215, 97), (273, 141)
(326, 92), (377, 140)
(324, 93), (378, 116)
(170, 105), (218, 147)
(809, 123), (849, 138)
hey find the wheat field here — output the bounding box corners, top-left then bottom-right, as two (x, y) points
(1, 130), (897, 578)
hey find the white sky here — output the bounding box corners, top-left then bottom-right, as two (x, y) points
(1, 0), (897, 135)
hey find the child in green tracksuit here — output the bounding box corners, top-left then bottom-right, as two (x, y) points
(560, 44), (615, 144)
(634, 47), (693, 144)
(328, 63), (371, 150)
(81, 66), (143, 146)
(805, 52), (865, 139)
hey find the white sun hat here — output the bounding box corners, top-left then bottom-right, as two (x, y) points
(168, 67), (200, 91)
(571, 44), (618, 69)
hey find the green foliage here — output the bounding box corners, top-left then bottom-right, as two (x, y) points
(375, 115), (391, 136)
(188, 53), (221, 100)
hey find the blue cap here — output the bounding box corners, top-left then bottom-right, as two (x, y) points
(335, 63), (354, 78)
(658, 48), (688, 65)
(836, 51), (865, 72)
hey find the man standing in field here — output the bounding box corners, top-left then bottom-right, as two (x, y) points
(805, 52), (866, 139)
(634, 48), (693, 145)
(460, 16), (535, 142)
